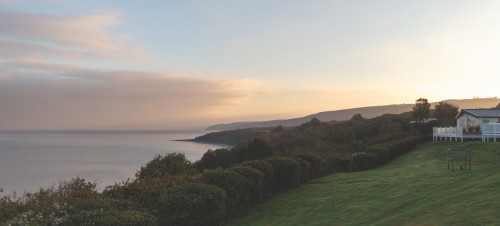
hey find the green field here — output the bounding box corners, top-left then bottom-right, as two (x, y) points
(230, 142), (500, 225)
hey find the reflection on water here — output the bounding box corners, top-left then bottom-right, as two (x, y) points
(0, 130), (216, 195)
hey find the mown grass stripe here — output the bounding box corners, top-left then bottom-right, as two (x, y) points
(229, 142), (500, 226)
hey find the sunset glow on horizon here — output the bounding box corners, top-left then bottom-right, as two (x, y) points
(1, 0), (500, 130)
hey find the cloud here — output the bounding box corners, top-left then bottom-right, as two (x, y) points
(0, 63), (261, 130)
(0, 0), (16, 6)
(0, 11), (155, 64)
(0, 10), (265, 130)
(0, 38), (124, 62)
(0, 11), (121, 50)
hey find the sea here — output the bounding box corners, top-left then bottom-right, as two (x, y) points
(0, 130), (222, 196)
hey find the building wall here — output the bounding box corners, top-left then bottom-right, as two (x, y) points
(456, 113), (500, 128)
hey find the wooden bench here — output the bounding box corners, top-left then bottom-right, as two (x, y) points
(447, 148), (471, 171)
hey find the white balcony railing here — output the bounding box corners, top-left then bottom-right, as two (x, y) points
(433, 127), (463, 142)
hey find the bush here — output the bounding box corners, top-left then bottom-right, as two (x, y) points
(265, 157), (301, 192)
(239, 138), (273, 161)
(136, 153), (194, 180)
(0, 195), (24, 223)
(366, 146), (390, 165)
(352, 152), (378, 171)
(194, 149), (239, 170)
(376, 136), (428, 160)
(160, 183), (227, 226)
(65, 209), (158, 226)
(323, 158), (351, 173)
(103, 173), (200, 210)
(199, 169), (248, 213)
(4, 177), (135, 225)
(293, 153), (322, 178)
(229, 166), (264, 204)
(241, 160), (275, 198)
(296, 159), (311, 183)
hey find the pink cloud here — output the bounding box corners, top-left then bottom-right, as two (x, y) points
(0, 64), (260, 130)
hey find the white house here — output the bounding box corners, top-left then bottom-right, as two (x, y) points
(456, 109), (500, 128)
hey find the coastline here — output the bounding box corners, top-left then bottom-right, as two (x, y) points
(174, 139), (234, 150)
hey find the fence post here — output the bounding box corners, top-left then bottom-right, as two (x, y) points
(493, 123), (498, 142)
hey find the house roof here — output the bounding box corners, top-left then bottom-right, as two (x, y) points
(456, 109), (500, 119)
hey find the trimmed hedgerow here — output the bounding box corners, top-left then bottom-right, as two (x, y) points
(159, 183), (227, 226)
(265, 157), (301, 192)
(229, 166), (264, 205)
(321, 157), (351, 174)
(199, 169), (249, 213)
(296, 159), (311, 183)
(65, 209), (158, 226)
(293, 153), (322, 178)
(241, 160), (275, 198)
(374, 135), (430, 160)
(352, 152), (378, 171)
(366, 146), (390, 165)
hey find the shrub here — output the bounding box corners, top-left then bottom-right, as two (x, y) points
(136, 153), (194, 180)
(296, 159), (311, 183)
(160, 183), (227, 226)
(376, 136), (428, 160)
(239, 138), (273, 161)
(293, 153), (322, 178)
(366, 146), (390, 165)
(229, 166), (264, 204)
(352, 152), (378, 171)
(199, 169), (248, 213)
(265, 157), (301, 192)
(103, 173), (200, 210)
(324, 158), (351, 173)
(5, 177), (131, 225)
(65, 209), (158, 226)
(0, 194), (24, 223)
(241, 160), (275, 198)
(194, 149), (239, 170)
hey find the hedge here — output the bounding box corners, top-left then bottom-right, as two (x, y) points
(65, 209), (158, 226)
(159, 183), (227, 226)
(366, 146), (390, 165)
(229, 166), (264, 204)
(241, 160), (275, 197)
(199, 169), (249, 213)
(293, 153), (322, 178)
(296, 159), (311, 183)
(321, 158), (351, 174)
(373, 136), (430, 160)
(359, 135), (430, 171)
(352, 152), (378, 171)
(265, 157), (301, 192)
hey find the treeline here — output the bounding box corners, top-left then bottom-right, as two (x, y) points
(192, 127), (273, 147)
(0, 112), (431, 225)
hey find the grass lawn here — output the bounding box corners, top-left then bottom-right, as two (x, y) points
(229, 142), (500, 225)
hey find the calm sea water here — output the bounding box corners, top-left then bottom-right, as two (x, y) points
(0, 130), (219, 196)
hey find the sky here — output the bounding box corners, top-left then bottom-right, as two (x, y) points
(1, 0), (500, 130)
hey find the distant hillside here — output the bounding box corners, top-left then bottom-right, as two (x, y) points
(208, 98), (500, 131)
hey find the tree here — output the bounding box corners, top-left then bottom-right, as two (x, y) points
(351, 113), (364, 121)
(136, 153), (194, 180)
(493, 103), (500, 109)
(239, 138), (273, 161)
(412, 98), (431, 123)
(434, 101), (459, 126)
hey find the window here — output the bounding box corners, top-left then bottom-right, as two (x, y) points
(483, 119), (490, 124)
